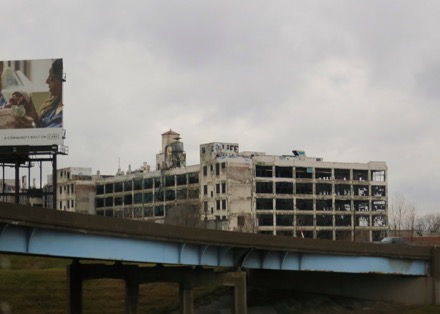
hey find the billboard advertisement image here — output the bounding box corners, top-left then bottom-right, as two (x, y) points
(0, 58), (64, 146)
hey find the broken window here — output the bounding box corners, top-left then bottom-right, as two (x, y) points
(316, 183), (332, 195)
(96, 185), (104, 195)
(295, 167), (313, 179)
(316, 214), (333, 226)
(353, 170), (368, 181)
(372, 230), (387, 242)
(372, 215), (387, 227)
(335, 184), (351, 196)
(256, 165), (273, 177)
(296, 183), (313, 194)
(114, 182), (123, 193)
(315, 168), (332, 180)
(335, 214), (352, 226)
(276, 182), (293, 194)
(257, 214), (274, 226)
(354, 185), (369, 196)
(134, 193), (143, 204)
(372, 200), (386, 211)
(256, 198), (273, 210)
(155, 190), (164, 201)
(371, 170), (385, 182)
(188, 172), (199, 184)
(143, 192), (153, 203)
(275, 166), (293, 178)
(176, 174), (186, 186)
(96, 198), (104, 208)
(276, 198), (293, 210)
(133, 179), (143, 190)
(335, 230), (351, 241)
(276, 214), (294, 226)
(114, 196), (123, 206)
(296, 198), (313, 210)
(154, 177), (161, 189)
(124, 194), (132, 205)
(296, 214), (313, 226)
(165, 175), (175, 187)
(354, 201), (369, 212)
(143, 178), (153, 189)
(372, 185), (386, 197)
(105, 183), (113, 193)
(356, 216), (369, 227)
(256, 181), (273, 194)
(124, 180), (133, 191)
(334, 169), (350, 180)
(335, 200), (351, 211)
(316, 199), (332, 211)
(166, 189), (175, 201)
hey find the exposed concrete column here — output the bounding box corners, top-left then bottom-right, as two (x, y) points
(179, 282), (194, 314)
(433, 247), (440, 304)
(220, 271), (247, 314)
(67, 261), (83, 314)
(125, 276), (139, 314)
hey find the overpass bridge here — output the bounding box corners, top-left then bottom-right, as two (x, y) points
(0, 202), (438, 313)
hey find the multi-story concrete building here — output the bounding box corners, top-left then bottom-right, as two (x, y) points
(92, 130), (388, 242)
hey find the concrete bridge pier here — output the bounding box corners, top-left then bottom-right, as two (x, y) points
(67, 261), (247, 314)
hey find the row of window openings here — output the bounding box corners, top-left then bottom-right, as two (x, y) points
(203, 183), (226, 196)
(96, 189), (200, 208)
(96, 173), (200, 195)
(59, 200), (75, 210)
(203, 163), (226, 176)
(256, 198), (386, 211)
(59, 184), (75, 194)
(97, 206), (165, 218)
(204, 200), (227, 213)
(256, 166), (385, 182)
(256, 182), (385, 196)
(257, 214), (387, 227)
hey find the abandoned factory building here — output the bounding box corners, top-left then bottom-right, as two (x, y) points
(57, 130), (388, 242)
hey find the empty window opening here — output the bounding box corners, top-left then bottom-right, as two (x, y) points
(336, 230), (352, 241)
(372, 215), (387, 227)
(315, 168), (332, 180)
(316, 199), (332, 211)
(276, 182), (293, 194)
(296, 199), (313, 211)
(276, 214), (294, 226)
(335, 215), (352, 227)
(176, 174), (186, 186)
(372, 185), (386, 197)
(256, 165), (273, 177)
(353, 170), (368, 181)
(296, 183), (313, 194)
(295, 167), (313, 179)
(296, 214), (313, 226)
(316, 183), (332, 195)
(316, 215), (333, 226)
(276, 198), (293, 210)
(257, 214), (274, 226)
(334, 169), (350, 181)
(165, 175), (175, 187)
(354, 185), (369, 196)
(372, 200), (386, 211)
(335, 184), (351, 196)
(256, 182), (273, 194)
(133, 179), (143, 190)
(143, 178), (153, 189)
(275, 166), (293, 178)
(256, 198), (273, 210)
(354, 201), (369, 212)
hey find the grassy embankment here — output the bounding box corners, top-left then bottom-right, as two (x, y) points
(0, 254), (224, 314)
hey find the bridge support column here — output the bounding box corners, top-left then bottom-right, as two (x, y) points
(218, 271), (247, 314)
(67, 261), (83, 314)
(179, 282), (194, 314)
(433, 247), (440, 304)
(125, 277), (139, 314)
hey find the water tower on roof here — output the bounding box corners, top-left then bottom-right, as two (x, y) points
(156, 130), (186, 170)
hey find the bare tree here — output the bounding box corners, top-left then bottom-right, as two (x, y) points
(416, 213), (440, 234)
(388, 194), (417, 237)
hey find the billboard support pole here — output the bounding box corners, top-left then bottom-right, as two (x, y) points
(53, 152), (57, 210)
(14, 161), (20, 204)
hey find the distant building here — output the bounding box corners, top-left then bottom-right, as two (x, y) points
(90, 130), (388, 242)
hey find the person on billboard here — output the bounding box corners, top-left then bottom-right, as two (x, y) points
(37, 59), (64, 128)
(0, 91), (38, 129)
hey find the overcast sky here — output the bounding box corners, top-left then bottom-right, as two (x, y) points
(1, 0), (439, 215)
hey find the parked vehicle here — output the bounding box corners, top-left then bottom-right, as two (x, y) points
(380, 237), (404, 244)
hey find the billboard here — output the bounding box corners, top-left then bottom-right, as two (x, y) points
(0, 58), (64, 146)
